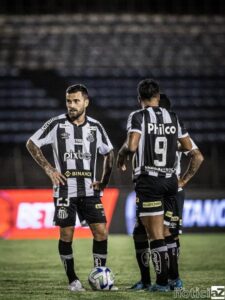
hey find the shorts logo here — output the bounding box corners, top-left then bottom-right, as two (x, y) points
(211, 286), (225, 299)
(86, 133), (95, 143)
(95, 204), (103, 209)
(143, 201), (162, 208)
(57, 207), (68, 219)
(165, 211), (173, 218)
(151, 250), (161, 274)
(141, 250), (150, 267)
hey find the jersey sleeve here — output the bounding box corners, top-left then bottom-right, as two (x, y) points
(177, 118), (189, 139)
(29, 117), (58, 148)
(127, 111), (142, 134)
(97, 123), (113, 155)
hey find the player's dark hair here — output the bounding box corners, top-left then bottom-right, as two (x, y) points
(160, 93), (171, 110)
(137, 79), (159, 100)
(66, 84), (89, 98)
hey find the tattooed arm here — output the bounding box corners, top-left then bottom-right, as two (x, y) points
(26, 139), (66, 186)
(91, 150), (114, 191)
(179, 148), (204, 188)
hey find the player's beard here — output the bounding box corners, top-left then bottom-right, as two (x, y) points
(68, 108), (85, 121)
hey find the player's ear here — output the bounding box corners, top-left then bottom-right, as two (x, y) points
(84, 98), (89, 108)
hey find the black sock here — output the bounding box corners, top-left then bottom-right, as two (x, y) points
(134, 240), (151, 285)
(93, 239), (107, 267)
(150, 239), (168, 286)
(165, 235), (179, 280)
(58, 239), (78, 284)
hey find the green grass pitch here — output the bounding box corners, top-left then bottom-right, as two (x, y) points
(0, 234), (224, 300)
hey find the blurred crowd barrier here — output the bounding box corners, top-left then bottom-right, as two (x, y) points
(0, 188), (224, 239)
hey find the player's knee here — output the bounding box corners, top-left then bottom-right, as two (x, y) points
(60, 226), (74, 242)
(92, 224), (108, 241)
(164, 225), (171, 237)
(149, 226), (164, 240)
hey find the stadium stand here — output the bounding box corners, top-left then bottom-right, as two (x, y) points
(0, 14), (224, 187)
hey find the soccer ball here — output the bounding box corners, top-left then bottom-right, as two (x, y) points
(88, 266), (114, 290)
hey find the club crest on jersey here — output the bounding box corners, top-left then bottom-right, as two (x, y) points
(148, 123), (176, 135)
(57, 207), (68, 219)
(86, 133), (95, 143)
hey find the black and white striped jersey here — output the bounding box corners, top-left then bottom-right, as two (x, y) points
(127, 106), (188, 179)
(30, 114), (113, 198)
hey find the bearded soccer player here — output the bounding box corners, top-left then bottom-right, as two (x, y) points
(117, 79), (196, 292)
(127, 93), (204, 291)
(26, 84), (114, 292)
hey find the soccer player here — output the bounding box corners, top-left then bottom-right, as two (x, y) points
(117, 79), (195, 292)
(128, 93), (204, 291)
(26, 84), (114, 292)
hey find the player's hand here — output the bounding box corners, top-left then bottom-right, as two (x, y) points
(178, 178), (187, 188)
(44, 166), (67, 186)
(90, 181), (106, 191)
(116, 153), (129, 171)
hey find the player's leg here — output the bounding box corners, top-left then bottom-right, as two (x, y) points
(53, 197), (85, 292)
(129, 217), (151, 290)
(89, 222), (108, 267)
(141, 214), (169, 291)
(164, 177), (183, 289)
(135, 176), (170, 291)
(174, 188), (185, 258)
(81, 196), (108, 267)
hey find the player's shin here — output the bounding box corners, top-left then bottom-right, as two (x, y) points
(58, 239), (78, 283)
(133, 237), (151, 285)
(150, 239), (168, 286)
(165, 235), (179, 280)
(93, 239), (107, 267)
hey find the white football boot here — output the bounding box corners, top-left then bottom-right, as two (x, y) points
(68, 280), (86, 292)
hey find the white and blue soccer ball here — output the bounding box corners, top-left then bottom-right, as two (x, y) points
(88, 266), (115, 290)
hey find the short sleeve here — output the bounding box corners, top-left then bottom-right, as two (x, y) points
(127, 111), (143, 134)
(30, 117), (58, 148)
(97, 123), (113, 155)
(177, 118), (188, 139)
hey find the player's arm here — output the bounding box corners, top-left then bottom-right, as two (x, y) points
(91, 149), (114, 190)
(26, 139), (66, 186)
(117, 132), (141, 171)
(179, 148), (204, 188)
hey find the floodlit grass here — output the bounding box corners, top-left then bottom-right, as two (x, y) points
(0, 234), (224, 300)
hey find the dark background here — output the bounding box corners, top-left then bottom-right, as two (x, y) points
(0, 0), (225, 195)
